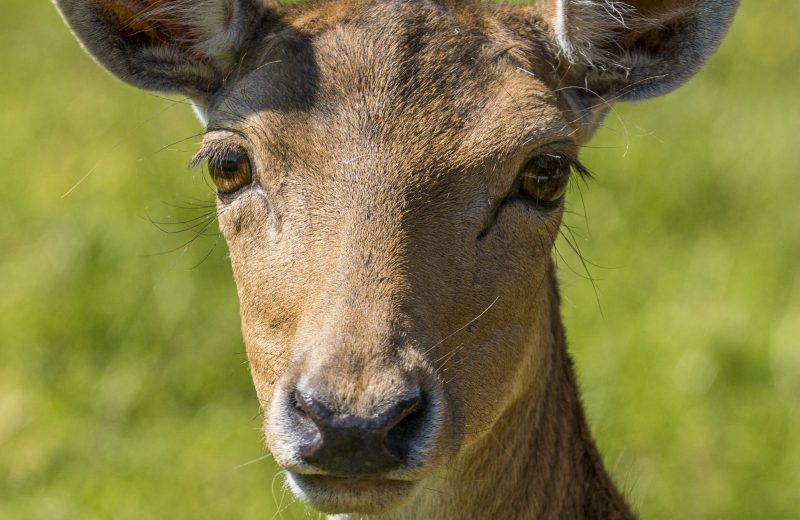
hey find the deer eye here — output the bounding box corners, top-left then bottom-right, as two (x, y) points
(208, 149), (253, 195)
(517, 154), (572, 208)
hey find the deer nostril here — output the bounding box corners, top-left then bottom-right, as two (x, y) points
(384, 394), (426, 460)
(293, 388), (311, 416)
(290, 389), (325, 451)
(386, 395), (422, 428)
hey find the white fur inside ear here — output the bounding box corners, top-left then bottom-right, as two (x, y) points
(553, 0), (573, 57)
(549, 0), (633, 66)
(191, 101), (208, 125)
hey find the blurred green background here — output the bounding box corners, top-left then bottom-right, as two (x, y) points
(1, 1), (798, 518)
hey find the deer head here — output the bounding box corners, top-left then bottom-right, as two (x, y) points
(55, 0), (738, 516)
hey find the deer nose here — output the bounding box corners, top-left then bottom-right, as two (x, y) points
(292, 387), (425, 475)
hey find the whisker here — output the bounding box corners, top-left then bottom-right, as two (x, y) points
(232, 454), (273, 471)
(422, 296), (500, 357)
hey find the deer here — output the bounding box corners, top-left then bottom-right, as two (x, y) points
(54, 0), (738, 517)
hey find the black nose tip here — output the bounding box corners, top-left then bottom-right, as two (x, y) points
(292, 388), (425, 475)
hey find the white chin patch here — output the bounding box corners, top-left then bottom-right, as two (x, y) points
(284, 472), (310, 503)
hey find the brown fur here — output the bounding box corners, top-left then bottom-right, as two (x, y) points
(53, 0), (739, 517)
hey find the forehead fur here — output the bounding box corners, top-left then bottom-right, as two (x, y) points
(209, 0), (571, 175)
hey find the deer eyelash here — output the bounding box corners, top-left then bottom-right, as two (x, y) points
(190, 140), (247, 169)
(566, 156), (593, 180)
(532, 152), (593, 181)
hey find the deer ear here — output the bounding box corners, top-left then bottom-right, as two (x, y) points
(539, 0), (739, 101)
(53, 0), (281, 98)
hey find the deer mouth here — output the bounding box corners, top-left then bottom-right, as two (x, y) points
(286, 472), (419, 514)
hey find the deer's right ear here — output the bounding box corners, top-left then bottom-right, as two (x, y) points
(53, 0), (282, 98)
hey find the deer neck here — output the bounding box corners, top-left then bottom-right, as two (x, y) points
(338, 271), (633, 520)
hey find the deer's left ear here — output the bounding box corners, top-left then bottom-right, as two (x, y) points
(54, 0), (283, 99)
(537, 0), (739, 101)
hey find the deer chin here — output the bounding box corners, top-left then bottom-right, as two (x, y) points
(285, 472), (419, 514)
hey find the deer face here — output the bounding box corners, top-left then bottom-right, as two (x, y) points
(205, 11), (578, 511)
(55, 0), (737, 514)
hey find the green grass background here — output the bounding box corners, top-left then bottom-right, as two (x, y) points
(1, 1), (798, 518)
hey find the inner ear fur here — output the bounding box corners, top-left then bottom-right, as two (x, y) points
(54, 0), (283, 97)
(537, 0), (740, 102)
